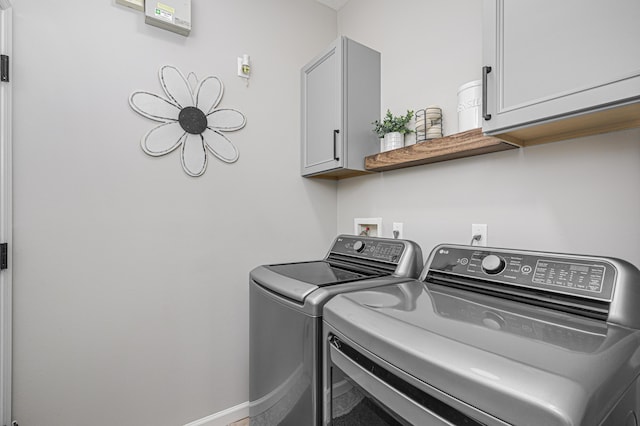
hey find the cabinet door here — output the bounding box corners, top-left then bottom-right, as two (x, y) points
(483, 0), (640, 135)
(301, 40), (342, 176)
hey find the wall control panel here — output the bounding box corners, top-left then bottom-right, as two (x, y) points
(116, 0), (144, 11)
(145, 0), (191, 36)
(427, 245), (616, 302)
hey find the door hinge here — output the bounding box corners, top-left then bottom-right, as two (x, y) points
(0, 243), (7, 270)
(0, 55), (8, 82)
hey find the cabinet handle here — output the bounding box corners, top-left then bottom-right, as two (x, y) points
(333, 129), (340, 161)
(482, 66), (492, 121)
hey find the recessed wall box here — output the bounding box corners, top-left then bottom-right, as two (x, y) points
(116, 0), (144, 12)
(354, 218), (383, 237)
(145, 0), (191, 37)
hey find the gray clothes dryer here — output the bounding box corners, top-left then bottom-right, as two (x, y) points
(249, 235), (423, 426)
(323, 244), (640, 426)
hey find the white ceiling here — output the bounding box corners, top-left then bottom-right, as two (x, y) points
(315, 0), (349, 11)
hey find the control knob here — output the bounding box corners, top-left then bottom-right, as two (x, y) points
(353, 241), (366, 252)
(482, 254), (506, 275)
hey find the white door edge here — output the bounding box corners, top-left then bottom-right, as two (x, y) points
(0, 1), (12, 425)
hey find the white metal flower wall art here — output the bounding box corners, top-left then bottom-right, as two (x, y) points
(129, 65), (246, 177)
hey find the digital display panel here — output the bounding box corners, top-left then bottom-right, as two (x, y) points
(533, 260), (605, 294)
(570, 265), (589, 273)
(372, 242), (403, 261)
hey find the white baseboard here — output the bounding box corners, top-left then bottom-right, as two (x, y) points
(183, 401), (249, 426)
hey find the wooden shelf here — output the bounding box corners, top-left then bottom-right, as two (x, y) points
(364, 128), (521, 172)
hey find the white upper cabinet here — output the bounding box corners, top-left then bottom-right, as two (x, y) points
(301, 37), (380, 178)
(482, 0), (640, 144)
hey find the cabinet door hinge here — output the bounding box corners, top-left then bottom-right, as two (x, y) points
(0, 243), (7, 270)
(1, 55), (8, 82)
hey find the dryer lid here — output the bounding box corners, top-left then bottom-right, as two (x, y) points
(324, 281), (640, 426)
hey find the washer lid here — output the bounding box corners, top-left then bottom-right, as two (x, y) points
(265, 261), (377, 286)
(324, 281), (640, 426)
(251, 261), (382, 303)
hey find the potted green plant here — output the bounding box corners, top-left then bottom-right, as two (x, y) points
(372, 109), (414, 152)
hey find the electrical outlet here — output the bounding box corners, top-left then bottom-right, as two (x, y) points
(237, 56), (250, 79)
(471, 224), (488, 246)
(392, 222), (403, 239)
(354, 218), (382, 237)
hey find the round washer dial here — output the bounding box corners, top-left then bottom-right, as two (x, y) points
(482, 254), (506, 275)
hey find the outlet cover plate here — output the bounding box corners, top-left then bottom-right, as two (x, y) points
(471, 223), (488, 246)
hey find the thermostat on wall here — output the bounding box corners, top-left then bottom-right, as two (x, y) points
(145, 0), (191, 37)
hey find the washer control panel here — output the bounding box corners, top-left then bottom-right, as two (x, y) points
(428, 246), (616, 302)
(332, 235), (405, 264)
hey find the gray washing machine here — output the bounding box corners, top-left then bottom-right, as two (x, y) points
(249, 235), (423, 426)
(323, 244), (640, 426)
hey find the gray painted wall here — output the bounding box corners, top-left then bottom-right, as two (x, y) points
(9, 0), (640, 425)
(337, 0), (640, 266)
(11, 1), (337, 425)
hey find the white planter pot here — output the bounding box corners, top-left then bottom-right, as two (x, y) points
(381, 132), (404, 152)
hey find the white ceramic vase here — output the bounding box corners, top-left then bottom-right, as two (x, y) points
(381, 132), (404, 152)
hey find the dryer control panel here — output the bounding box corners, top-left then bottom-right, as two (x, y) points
(426, 246), (616, 302)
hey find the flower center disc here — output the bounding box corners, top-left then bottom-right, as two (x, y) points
(178, 107), (208, 134)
